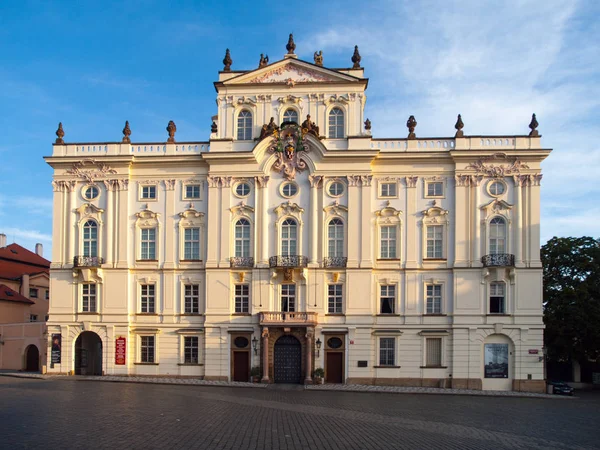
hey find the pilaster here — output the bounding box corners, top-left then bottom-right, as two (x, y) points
(163, 179), (176, 269)
(115, 180), (129, 269)
(454, 175), (470, 267)
(346, 176), (360, 268)
(529, 174), (542, 267)
(405, 176), (418, 269)
(220, 177), (232, 266)
(360, 175), (373, 268)
(206, 176), (220, 267)
(308, 175), (322, 266)
(257, 176), (270, 266)
(67, 180), (77, 267)
(513, 175), (524, 267)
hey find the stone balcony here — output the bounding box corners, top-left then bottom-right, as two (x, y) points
(259, 312), (318, 326)
(268, 255), (308, 269)
(73, 256), (105, 267)
(481, 253), (515, 267)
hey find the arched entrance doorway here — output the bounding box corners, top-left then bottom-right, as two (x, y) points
(274, 335), (302, 383)
(75, 331), (103, 376)
(482, 334), (514, 391)
(25, 345), (39, 372)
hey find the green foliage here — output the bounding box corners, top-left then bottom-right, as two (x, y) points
(250, 366), (260, 377)
(313, 367), (325, 378)
(542, 237), (600, 362)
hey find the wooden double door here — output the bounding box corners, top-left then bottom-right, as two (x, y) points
(324, 335), (345, 384)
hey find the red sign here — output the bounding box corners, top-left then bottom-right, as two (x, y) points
(115, 337), (126, 365)
(528, 349), (539, 355)
(350, 340), (354, 345)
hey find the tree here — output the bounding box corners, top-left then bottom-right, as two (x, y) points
(542, 237), (600, 363)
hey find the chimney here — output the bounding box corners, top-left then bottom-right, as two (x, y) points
(35, 243), (43, 257)
(0, 233), (6, 248)
(21, 274), (30, 297)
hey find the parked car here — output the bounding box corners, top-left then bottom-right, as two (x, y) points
(547, 381), (574, 396)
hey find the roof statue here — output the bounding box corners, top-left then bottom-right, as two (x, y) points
(301, 115), (320, 138)
(364, 118), (371, 131)
(286, 33), (296, 55)
(454, 114), (464, 138)
(258, 54), (269, 68)
(351, 45), (361, 69)
(222, 48), (232, 72)
(166, 120), (177, 143)
(314, 50), (323, 66)
(122, 120), (131, 143)
(211, 120), (218, 134)
(259, 117), (279, 141)
(55, 122), (65, 144)
(529, 113), (539, 137)
(407, 115), (417, 140)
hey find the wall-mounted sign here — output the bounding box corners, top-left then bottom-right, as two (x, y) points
(115, 337), (126, 365)
(528, 349), (539, 355)
(51, 333), (61, 366)
(350, 340), (354, 345)
(484, 343), (508, 378)
(357, 360), (368, 367)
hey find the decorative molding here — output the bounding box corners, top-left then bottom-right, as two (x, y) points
(480, 199), (513, 214)
(532, 174), (543, 186)
(66, 159), (117, 182)
(138, 179), (160, 186)
(405, 176), (419, 188)
(361, 175), (372, 187)
(323, 201), (348, 218)
(467, 153), (530, 177)
(255, 176), (270, 188)
(164, 179), (176, 191)
(76, 203), (104, 225)
(421, 206), (449, 224)
(267, 124), (310, 180)
(277, 94), (303, 105)
(324, 94), (349, 106)
(347, 175), (371, 187)
(206, 176), (232, 188)
(375, 204), (402, 224)
(230, 201), (255, 218)
(178, 206), (204, 228)
(308, 175), (323, 188)
(274, 201), (304, 221)
(236, 96), (257, 107)
(247, 64), (331, 84)
(135, 207), (159, 228)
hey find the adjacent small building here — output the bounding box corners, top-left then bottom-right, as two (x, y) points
(44, 36), (551, 391)
(0, 234), (50, 371)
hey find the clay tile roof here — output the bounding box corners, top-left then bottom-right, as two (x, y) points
(0, 284), (34, 304)
(0, 243), (50, 267)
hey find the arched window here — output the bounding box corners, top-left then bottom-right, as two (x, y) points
(237, 110), (253, 140)
(283, 109), (298, 124)
(83, 220), (98, 257)
(328, 218), (344, 257)
(281, 218), (297, 256)
(235, 219), (251, 257)
(489, 217), (506, 254)
(328, 107), (344, 138)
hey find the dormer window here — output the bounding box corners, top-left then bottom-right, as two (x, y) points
(283, 109), (298, 124)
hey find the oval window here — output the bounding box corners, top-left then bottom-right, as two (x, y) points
(327, 337), (343, 349)
(488, 181), (506, 196)
(234, 337), (249, 348)
(84, 186), (99, 200)
(328, 181), (344, 197)
(281, 182), (298, 198)
(235, 182), (251, 197)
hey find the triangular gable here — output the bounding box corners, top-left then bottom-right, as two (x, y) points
(223, 59), (361, 85)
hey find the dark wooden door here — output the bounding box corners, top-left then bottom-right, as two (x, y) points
(25, 345), (39, 372)
(233, 351), (250, 382)
(326, 352), (343, 383)
(274, 335), (302, 383)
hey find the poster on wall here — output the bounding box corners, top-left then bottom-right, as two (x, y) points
(51, 333), (61, 366)
(115, 337), (126, 365)
(484, 343), (508, 378)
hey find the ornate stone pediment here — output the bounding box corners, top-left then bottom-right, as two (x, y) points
(136, 208), (159, 228)
(323, 201), (348, 218)
(422, 206), (449, 224)
(277, 95), (303, 105)
(275, 201), (304, 220)
(66, 159), (117, 182)
(480, 199), (513, 213)
(376, 203), (402, 224)
(76, 203), (104, 225)
(324, 94), (349, 105)
(230, 201), (255, 218)
(236, 96), (257, 106)
(467, 153), (530, 177)
(178, 207), (204, 227)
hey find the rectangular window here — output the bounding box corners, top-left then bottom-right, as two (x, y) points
(380, 226), (397, 259)
(82, 283), (97, 312)
(45, 290), (49, 300)
(185, 185), (201, 199)
(29, 288), (38, 298)
(281, 284), (296, 312)
(426, 338), (442, 366)
(140, 284), (155, 313)
(426, 182), (443, 197)
(379, 337), (395, 366)
(235, 284), (249, 313)
(426, 284), (442, 314)
(183, 228), (201, 260)
(140, 336), (155, 363)
(490, 282), (506, 314)
(29, 314), (38, 322)
(184, 284), (200, 314)
(328, 284), (343, 314)
(141, 228), (156, 260)
(141, 185), (157, 200)
(380, 285), (395, 314)
(380, 182), (397, 198)
(426, 225), (443, 259)
(184, 336), (199, 364)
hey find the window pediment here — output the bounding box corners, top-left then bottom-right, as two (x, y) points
(178, 207), (204, 228)
(422, 206), (449, 224)
(275, 201), (304, 221)
(76, 203), (104, 225)
(375, 203), (402, 224)
(323, 201), (348, 219)
(136, 208), (159, 228)
(230, 201), (255, 218)
(325, 94), (350, 105)
(480, 199), (513, 214)
(278, 94), (303, 105)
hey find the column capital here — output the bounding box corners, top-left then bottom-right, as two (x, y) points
(308, 175), (323, 188)
(255, 176), (270, 188)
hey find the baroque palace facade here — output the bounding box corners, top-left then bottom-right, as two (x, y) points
(45, 36), (550, 391)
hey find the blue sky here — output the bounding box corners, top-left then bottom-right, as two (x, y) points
(0, 0), (598, 257)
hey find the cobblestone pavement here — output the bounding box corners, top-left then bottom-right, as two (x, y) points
(1, 377), (598, 450)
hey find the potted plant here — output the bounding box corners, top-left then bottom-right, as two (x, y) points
(313, 367), (325, 384)
(250, 366), (261, 383)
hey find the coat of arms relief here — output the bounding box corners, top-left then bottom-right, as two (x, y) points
(267, 123), (310, 180)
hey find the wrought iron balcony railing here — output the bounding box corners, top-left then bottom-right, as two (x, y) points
(481, 253), (515, 267)
(259, 311), (318, 326)
(73, 256), (105, 267)
(230, 256), (255, 268)
(323, 256), (348, 268)
(269, 255), (308, 268)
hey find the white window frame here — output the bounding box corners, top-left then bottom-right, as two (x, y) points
(183, 227), (201, 260)
(183, 336), (199, 364)
(425, 283), (443, 314)
(233, 182), (251, 198)
(489, 281), (507, 314)
(327, 107), (345, 138)
(29, 287), (38, 298)
(487, 179), (507, 197)
(421, 207), (449, 262)
(379, 181), (398, 198)
(140, 227), (157, 260)
(280, 181), (299, 199)
(234, 219), (252, 258)
(378, 337), (396, 367)
(281, 284), (296, 312)
(375, 205), (402, 262)
(140, 284), (156, 313)
(379, 225), (398, 259)
(82, 220), (98, 258)
(282, 108), (299, 123)
(140, 185), (157, 201)
(236, 110), (253, 141)
(489, 216), (507, 255)
(327, 181), (345, 198)
(280, 218), (298, 257)
(139, 335), (156, 363)
(234, 284), (250, 313)
(420, 331), (448, 368)
(81, 283), (97, 313)
(83, 185), (100, 201)
(184, 184), (201, 200)
(327, 218), (345, 258)
(379, 284), (396, 314)
(425, 225), (444, 259)
(425, 181), (444, 198)
(183, 284), (200, 314)
(327, 284), (343, 314)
